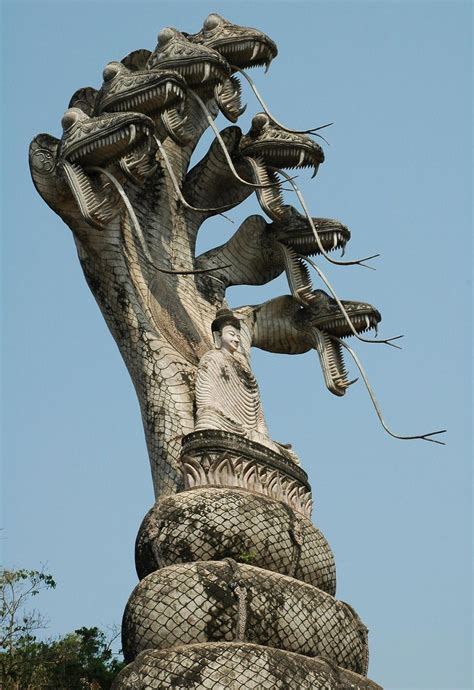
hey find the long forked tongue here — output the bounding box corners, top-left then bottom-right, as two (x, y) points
(232, 66), (333, 138)
(62, 160), (118, 229)
(311, 328), (357, 397)
(152, 134), (234, 221)
(187, 89), (289, 189)
(275, 167), (380, 269)
(331, 334), (447, 445)
(88, 165), (232, 276)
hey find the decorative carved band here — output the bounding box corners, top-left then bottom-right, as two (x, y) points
(180, 430), (313, 518)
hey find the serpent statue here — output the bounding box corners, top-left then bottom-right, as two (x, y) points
(30, 12), (445, 689)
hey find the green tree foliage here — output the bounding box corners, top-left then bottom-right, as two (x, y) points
(1, 569), (124, 689)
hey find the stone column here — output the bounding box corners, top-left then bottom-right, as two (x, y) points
(113, 431), (382, 689)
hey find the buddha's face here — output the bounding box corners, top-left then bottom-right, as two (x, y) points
(220, 325), (241, 353)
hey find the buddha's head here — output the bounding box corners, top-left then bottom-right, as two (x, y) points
(211, 308), (241, 353)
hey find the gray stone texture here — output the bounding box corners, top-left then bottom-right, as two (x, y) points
(29, 12), (389, 686)
(112, 643), (382, 689)
(122, 559), (368, 675)
(181, 430), (312, 517)
(135, 487), (336, 593)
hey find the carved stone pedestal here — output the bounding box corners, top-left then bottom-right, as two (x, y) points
(113, 431), (382, 689)
(181, 430), (313, 517)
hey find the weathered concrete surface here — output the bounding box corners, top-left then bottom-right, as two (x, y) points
(181, 430), (313, 517)
(30, 14), (388, 688)
(122, 559), (368, 675)
(136, 487), (335, 593)
(113, 642), (382, 689)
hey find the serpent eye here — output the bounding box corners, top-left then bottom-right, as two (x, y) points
(102, 62), (121, 83)
(251, 113), (268, 131)
(61, 108), (82, 131)
(157, 27), (175, 46)
(203, 14), (221, 31)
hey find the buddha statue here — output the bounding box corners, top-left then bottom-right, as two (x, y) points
(194, 309), (300, 464)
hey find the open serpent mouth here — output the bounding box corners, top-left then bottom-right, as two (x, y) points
(286, 229), (348, 254)
(214, 76), (246, 123)
(239, 116), (325, 225)
(256, 142), (324, 171)
(60, 109), (155, 227)
(314, 330), (354, 396)
(96, 64), (187, 116)
(95, 63), (192, 147)
(272, 216), (351, 256)
(146, 27), (231, 89)
(309, 299), (381, 396)
(240, 113), (324, 178)
(164, 59), (228, 87)
(213, 38), (276, 70)
(246, 143), (323, 175)
(113, 80), (184, 112)
(62, 111), (154, 168)
(316, 310), (380, 338)
(243, 142), (324, 180)
(189, 13), (278, 70)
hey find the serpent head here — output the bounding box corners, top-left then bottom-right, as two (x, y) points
(189, 13), (277, 71)
(94, 62), (186, 117)
(94, 62), (191, 146)
(189, 14), (277, 123)
(300, 291), (381, 396)
(303, 290), (381, 338)
(59, 108), (153, 167)
(268, 206), (351, 256)
(59, 108), (155, 226)
(146, 27), (230, 89)
(240, 113), (324, 177)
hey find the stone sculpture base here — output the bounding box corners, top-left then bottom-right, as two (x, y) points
(114, 430), (382, 689)
(113, 643), (382, 689)
(122, 559), (368, 672)
(135, 486), (335, 592)
(181, 429), (313, 517)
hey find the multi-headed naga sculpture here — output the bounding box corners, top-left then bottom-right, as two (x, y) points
(30, 13), (445, 689)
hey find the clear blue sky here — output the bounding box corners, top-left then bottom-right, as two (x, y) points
(2, 2), (472, 689)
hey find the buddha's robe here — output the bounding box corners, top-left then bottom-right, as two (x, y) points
(194, 347), (299, 464)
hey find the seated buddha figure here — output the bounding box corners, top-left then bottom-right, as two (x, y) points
(194, 308), (299, 465)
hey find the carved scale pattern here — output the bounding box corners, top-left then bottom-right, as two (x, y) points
(122, 560), (369, 674)
(113, 643), (382, 690)
(135, 487), (336, 592)
(117, 426), (381, 686)
(30, 12), (383, 688)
